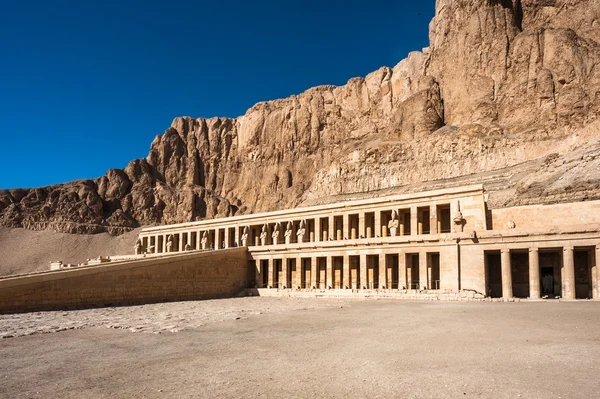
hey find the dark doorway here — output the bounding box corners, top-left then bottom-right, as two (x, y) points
(575, 249), (592, 299)
(486, 252), (502, 298)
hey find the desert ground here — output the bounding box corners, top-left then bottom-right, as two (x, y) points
(1, 298), (599, 399)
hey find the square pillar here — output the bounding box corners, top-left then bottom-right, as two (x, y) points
(178, 233), (184, 252)
(343, 214), (349, 240)
(311, 256), (318, 288)
(410, 207), (418, 235)
(268, 258), (275, 288)
(379, 254), (387, 289)
(562, 246), (576, 300)
(419, 252), (428, 290)
(224, 228), (230, 249)
(234, 226), (240, 247)
(215, 229), (221, 250)
(343, 254), (350, 289)
(328, 215), (335, 241)
(529, 248), (540, 299)
(501, 249), (513, 299)
(195, 230), (201, 250)
(398, 252), (406, 289)
(296, 256), (303, 288)
(374, 211), (381, 238)
(314, 218), (321, 243)
(326, 256), (333, 289)
(360, 254), (367, 289)
(162, 235), (167, 253)
(281, 257), (288, 289)
(255, 260), (261, 288)
(358, 212), (365, 239)
(594, 245), (600, 299)
(430, 205), (438, 234)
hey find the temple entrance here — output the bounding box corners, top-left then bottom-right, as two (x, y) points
(485, 252), (502, 298)
(575, 249), (593, 299)
(260, 260), (268, 288)
(406, 254), (420, 290)
(511, 252), (529, 299)
(540, 251), (561, 298)
(540, 267), (554, 296)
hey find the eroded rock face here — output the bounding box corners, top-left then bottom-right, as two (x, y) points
(1, 0), (599, 235)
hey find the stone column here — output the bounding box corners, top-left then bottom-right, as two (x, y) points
(195, 230), (200, 250)
(268, 258), (275, 289)
(343, 254), (350, 289)
(326, 256), (333, 289)
(375, 211), (381, 238)
(430, 205), (438, 234)
(296, 256), (303, 288)
(235, 226), (240, 247)
(314, 218), (321, 243)
(379, 254), (387, 289)
(360, 254), (367, 289)
(419, 252), (428, 290)
(178, 233), (184, 252)
(398, 252), (406, 289)
(501, 249), (513, 299)
(311, 256), (318, 288)
(162, 235), (167, 253)
(154, 235), (159, 253)
(186, 232), (192, 249)
(594, 245), (600, 300)
(281, 257), (288, 289)
(359, 212), (365, 239)
(343, 214), (349, 240)
(410, 207), (418, 236)
(529, 248), (541, 299)
(562, 246), (576, 300)
(329, 215), (335, 241)
(255, 260), (261, 288)
(224, 228), (230, 249)
(215, 229), (221, 250)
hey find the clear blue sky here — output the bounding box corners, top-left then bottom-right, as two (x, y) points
(0, 0), (435, 189)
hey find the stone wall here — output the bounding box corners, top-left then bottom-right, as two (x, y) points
(0, 248), (249, 313)
(491, 200), (600, 230)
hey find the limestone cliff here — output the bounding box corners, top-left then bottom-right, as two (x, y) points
(1, 0), (599, 235)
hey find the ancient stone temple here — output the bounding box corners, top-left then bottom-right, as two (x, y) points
(1, 183), (599, 312)
(136, 184), (600, 301)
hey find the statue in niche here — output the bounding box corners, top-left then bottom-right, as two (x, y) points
(201, 231), (208, 250)
(272, 222), (281, 245)
(296, 220), (306, 243)
(284, 221), (293, 244)
(453, 202), (466, 233)
(166, 235), (173, 252)
(134, 238), (142, 255)
(388, 210), (399, 236)
(260, 224), (268, 246)
(241, 226), (249, 246)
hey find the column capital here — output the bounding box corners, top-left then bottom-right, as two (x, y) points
(501, 248), (510, 254)
(529, 247), (539, 253)
(563, 246), (574, 252)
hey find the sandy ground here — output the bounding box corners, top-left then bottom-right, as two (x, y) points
(1, 298), (599, 399)
(0, 226), (139, 276)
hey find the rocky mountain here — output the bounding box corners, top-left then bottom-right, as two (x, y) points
(1, 0), (599, 235)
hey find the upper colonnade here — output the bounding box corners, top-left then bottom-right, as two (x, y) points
(135, 185), (486, 255)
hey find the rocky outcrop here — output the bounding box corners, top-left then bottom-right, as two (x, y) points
(1, 0), (599, 235)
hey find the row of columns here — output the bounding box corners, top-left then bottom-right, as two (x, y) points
(141, 226), (241, 254)
(261, 251), (438, 290)
(500, 246), (600, 300)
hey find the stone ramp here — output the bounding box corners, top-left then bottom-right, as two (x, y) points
(0, 248), (250, 313)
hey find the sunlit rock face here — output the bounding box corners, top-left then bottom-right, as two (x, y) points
(1, 0), (599, 235)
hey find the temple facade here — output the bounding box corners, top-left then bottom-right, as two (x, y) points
(136, 184), (600, 300)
